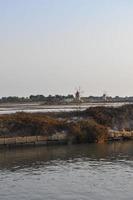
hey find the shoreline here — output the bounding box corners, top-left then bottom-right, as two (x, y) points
(0, 131), (133, 149)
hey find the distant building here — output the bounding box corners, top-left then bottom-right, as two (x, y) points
(64, 98), (74, 103)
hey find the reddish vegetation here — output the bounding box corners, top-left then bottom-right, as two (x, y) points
(56, 104), (133, 130)
(0, 112), (107, 143)
(68, 120), (108, 143)
(0, 104), (133, 144)
(83, 104), (133, 130)
(0, 113), (66, 137)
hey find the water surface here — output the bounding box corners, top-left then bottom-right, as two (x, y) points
(0, 102), (131, 114)
(0, 142), (133, 200)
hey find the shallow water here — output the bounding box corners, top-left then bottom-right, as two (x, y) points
(0, 102), (131, 114)
(0, 142), (133, 200)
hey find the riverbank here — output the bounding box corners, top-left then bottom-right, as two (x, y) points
(0, 104), (133, 148)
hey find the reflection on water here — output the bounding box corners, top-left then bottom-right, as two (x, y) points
(0, 142), (133, 200)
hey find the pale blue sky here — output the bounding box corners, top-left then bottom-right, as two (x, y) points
(0, 0), (133, 97)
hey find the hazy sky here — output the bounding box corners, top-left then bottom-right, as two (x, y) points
(0, 0), (133, 97)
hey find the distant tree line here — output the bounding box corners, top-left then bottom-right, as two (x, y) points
(0, 94), (133, 103)
(0, 94), (74, 103)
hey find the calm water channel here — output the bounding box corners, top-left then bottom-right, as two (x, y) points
(0, 142), (133, 200)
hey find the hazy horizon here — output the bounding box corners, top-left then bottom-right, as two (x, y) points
(1, 0), (133, 97)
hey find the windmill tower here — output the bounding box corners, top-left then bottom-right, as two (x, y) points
(75, 90), (80, 101)
(102, 91), (108, 102)
(74, 87), (84, 102)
